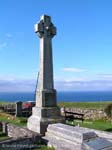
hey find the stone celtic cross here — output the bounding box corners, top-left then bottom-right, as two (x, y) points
(34, 15), (56, 38)
(27, 15), (64, 135)
(34, 15), (57, 91)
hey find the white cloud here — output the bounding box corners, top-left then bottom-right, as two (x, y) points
(54, 78), (112, 91)
(6, 33), (12, 38)
(62, 67), (87, 72)
(64, 77), (84, 82)
(54, 76), (85, 83)
(0, 42), (7, 49)
(1, 74), (112, 92)
(0, 78), (36, 92)
(0, 33), (12, 50)
(97, 74), (112, 80)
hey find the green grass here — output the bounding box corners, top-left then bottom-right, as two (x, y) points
(0, 101), (13, 105)
(0, 113), (27, 127)
(58, 101), (112, 110)
(66, 119), (112, 131)
(0, 101), (112, 110)
(33, 145), (55, 150)
(0, 131), (10, 141)
(0, 101), (112, 130)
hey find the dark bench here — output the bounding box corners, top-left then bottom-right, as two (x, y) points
(64, 111), (84, 122)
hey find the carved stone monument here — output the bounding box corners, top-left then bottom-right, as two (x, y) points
(27, 15), (64, 134)
(43, 123), (112, 150)
(15, 101), (22, 117)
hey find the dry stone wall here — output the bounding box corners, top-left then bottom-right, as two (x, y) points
(0, 122), (41, 150)
(7, 124), (38, 138)
(0, 137), (36, 150)
(61, 107), (107, 120)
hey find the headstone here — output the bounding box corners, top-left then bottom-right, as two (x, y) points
(83, 138), (112, 150)
(0, 122), (2, 131)
(27, 15), (64, 135)
(43, 123), (112, 150)
(2, 122), (8, 135)
(15, 101), (22, 117)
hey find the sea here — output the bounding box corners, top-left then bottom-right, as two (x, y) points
(0, 91), (112, 102)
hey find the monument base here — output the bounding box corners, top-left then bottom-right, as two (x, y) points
(27, 107), (65, 135)
(43, 123), (112, 150)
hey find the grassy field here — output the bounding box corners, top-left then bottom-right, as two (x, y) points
(67, 119), (112, 131)
(33, 146), (55, 150)
(0, 101), (111, 150)
(0, 111), (111, 132)
(58, 101), (112, 110)
(0, 101), (112, 131)
(0, 112), (27, 127)
(0, 101), (112, 110)
(0, 101), (13, 105)
(0, 131), (10, 141)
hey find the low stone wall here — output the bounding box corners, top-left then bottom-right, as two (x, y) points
(86, 127), (112, 140)
(0, 137), (37, 150)
(61, 107), (107, 120)
(7, 124), (38, 139)
(0, 122), (41, 150)
(0, 122), (2, 131)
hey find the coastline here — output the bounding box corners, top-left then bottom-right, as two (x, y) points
(0, 91), (112, 102)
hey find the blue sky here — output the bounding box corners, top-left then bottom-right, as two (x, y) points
(0, 0), (112, 92)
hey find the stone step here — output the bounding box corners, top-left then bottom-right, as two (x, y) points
(44, 123), (112, 150)
(83, 138), (112, 150)
(44, 135), (112, 150)
(46, 123), (98, 144)
(43, 134), (82, 150)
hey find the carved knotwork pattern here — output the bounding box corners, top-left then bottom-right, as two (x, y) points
(36, 20), (56, 38)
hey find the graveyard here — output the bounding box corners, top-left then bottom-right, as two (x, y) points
(0, 101), (112, 131)
(0, 102), (112, 149)
(0, 14), (112, 150)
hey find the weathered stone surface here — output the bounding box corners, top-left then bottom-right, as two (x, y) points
(2, 122), (8, 134)
(7, 123), (40, 139)
(15, 101), (22, 117)
(61, 107), (107, 120)
(34, 15), (57, 107)
(45, 123), (97, 144)
(0, 122), (2, 131)
(27, 15), (64, 134)
(78, 127), (112, 140)
(43, 123), (112, 150)
(0, 137), (37, 150)
(27, 107), (64, 134)
(36, 89), (57, 107)
(83, 138), (112, 150)
(31, 106), (61, 118)
(44, 134), (82, 150)
(0, 122), (41, 150)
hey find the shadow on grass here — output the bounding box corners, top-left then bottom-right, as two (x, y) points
(105, 128), (112, 132)
(0, 132), (7, 137)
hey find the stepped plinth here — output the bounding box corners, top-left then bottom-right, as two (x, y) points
(43, 123), (112, 150)
(27, 15), (64, 135)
